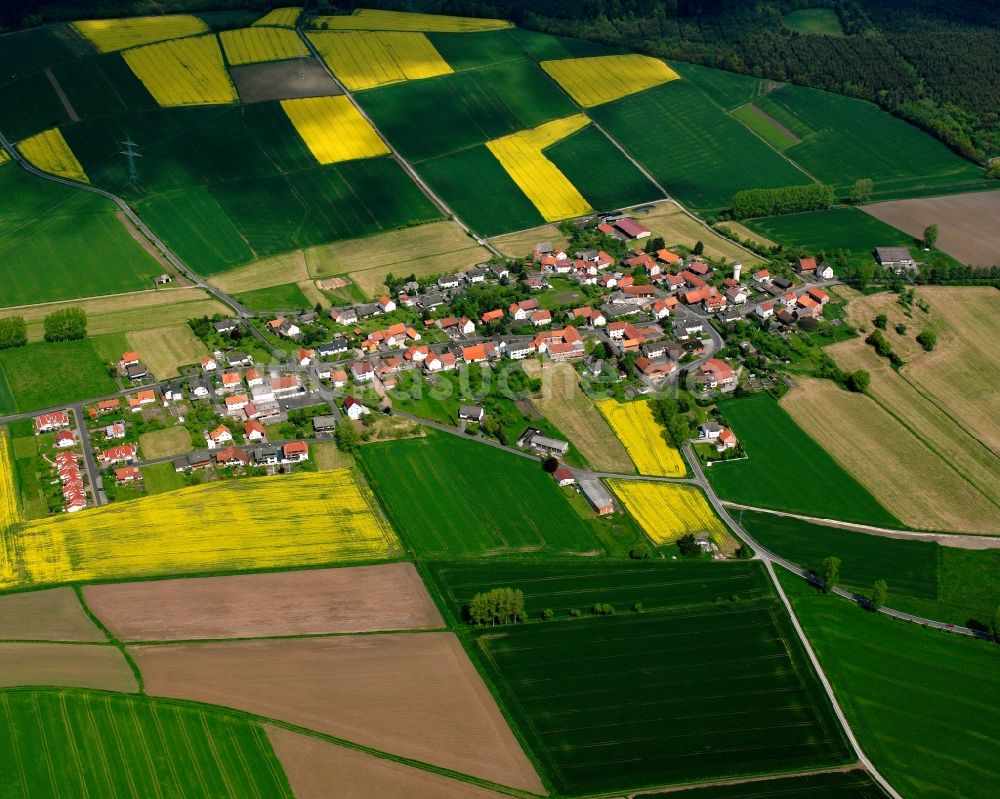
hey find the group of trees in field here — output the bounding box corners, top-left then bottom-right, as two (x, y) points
(467, 587), (526, 625)
(0, 307), (87, 349)
(730, 184), (834, 219)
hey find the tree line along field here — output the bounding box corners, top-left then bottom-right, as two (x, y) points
(739, 509), (1000, 630)
(778, 571), (1000, 799)
(357, 431), (606, 557)
(706, 393), (900, 527)
(0, 689), (294, 799)
(429, 560), (853, 795)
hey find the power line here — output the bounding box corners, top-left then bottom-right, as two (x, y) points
(120, 137), (141, 183)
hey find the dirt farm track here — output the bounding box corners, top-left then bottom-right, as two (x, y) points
(862, 190), (1000, 266)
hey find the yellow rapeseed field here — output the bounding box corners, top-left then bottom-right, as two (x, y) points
(487, 115), (592, 222)
(0, 469), (399, 591)
(596, 398), (686, 477)
(307, 30), (452, 91)
(309, 9), (511, 32)
(253, 7), (302, 27)
(220, 27), (309, 65)
(542, 55), (679, 107)
(124, 35), (238, 107)
(0, 430), (21, 532)
(73, 15), (209, 53)
(0, 149), (10, 166)
(281, 96), (389, 164)
(17, 129), (88, 183)
(609, 481), (728, 545)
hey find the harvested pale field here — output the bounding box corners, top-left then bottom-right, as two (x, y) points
(609, 480), (728, 545)
(0, 470), (400, 591)
(632, 201), (763, 265)
(0, 587), (105, 642)
(837, 285), (931, 360)
(309, 9), (511, 32)
(220, 26), (309, 65)
(132, 632), (544, 792)
(596, 398), (686, 477)
(231, 58), (342, 103)
(125, 324), (208, 378)
(487, 115), (593, 222)
(0, 643), (137, 691)
(306, 220), (491, 295)
(138, 425), (192, 460)
(73, 15), (208, 52)
(0, 288), (229, 342)
(490, 223), (569, 258)
(296, 279), (327, 306)
(863, 190), (1000, 266)
(904, 287), (1000, 454)
(124, 35), (238, 107)
(313, 441), (355, 470)
(213, 250), (309, 292)
(308, 31), (452, 92)
(17, 128), (88, 182)
(281, 96), (389, 164)
(781, 377), (998, 534)
(85, 563), (443, 641)
(542, 55), (679, 107)
(829, 339), (1000, 508)
(268, 727), (512, 799)
(524, 361), (633, 473)
(253, 7), (302, 27)
(715, 220), (777, 249)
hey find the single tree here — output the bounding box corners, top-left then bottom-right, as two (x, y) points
(845, 369), (870, 393)
(0, 316), (27, 350)
(541, 608), (554, 620)
(542, 456), (559, 473)
(821, 556), (841, 594)
(334, 422), (361, 454)
(692, 240), (705, 256)
(871, 579), (888, 610)
(916, 328), (937, 351)
(923, 224), (938, 249)
(873, 314), (888, 330)
(849, 178), (873, 204)
(895, 323), (907, 335)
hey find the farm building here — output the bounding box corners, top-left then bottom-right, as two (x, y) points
(875, 247), (917, 272)
(578, 476), (614, 515)
(518, 428), (569, 457)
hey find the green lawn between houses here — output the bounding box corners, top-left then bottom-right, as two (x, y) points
(706, 393), (900, 528)
(428, 559), (853, 795)
(778, 570), (1000, 799)
(0, 690), (293, 798)
(357, 430), (605, 558)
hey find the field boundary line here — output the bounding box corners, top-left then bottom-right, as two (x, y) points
(764, 559), (904, 799)
(622, 765), (874, 797)
(73, 586), (146, 693)
(1, 693), (29, 797)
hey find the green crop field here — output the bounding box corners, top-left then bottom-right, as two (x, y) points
(0, 72), (70, 142)
(420, 145), (544, 235)
(743, 207), (913, 260)
(426, 29), (528, 71)
(742, 510), (1000, 628)
(0, 690), (293, 798)
(359, 60), (578, 163)
(52, 53), (158, 120)
(755, 85), (984, 198)
(782, 8), (845, 36)
(58, 104), (440, 275)
(357, 431), (604, 557)
(638, 770), (889, 799)
(433, 560), (852, 795)
(0, 164), (165, 307)
(669, 61), (764, 111)
(779, 571), (1000, 799)
(0, 26), (82, 85)
(707, 394), (900, 527)
(590, 81), (810, 211)
(545, 124), (663, 211)
(429, 560), (775, 622)
(0, 340), (117, 413)
(235, 282), (313, 313)
(738, 510), (938, 598)
(731, 103), (797, 150)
